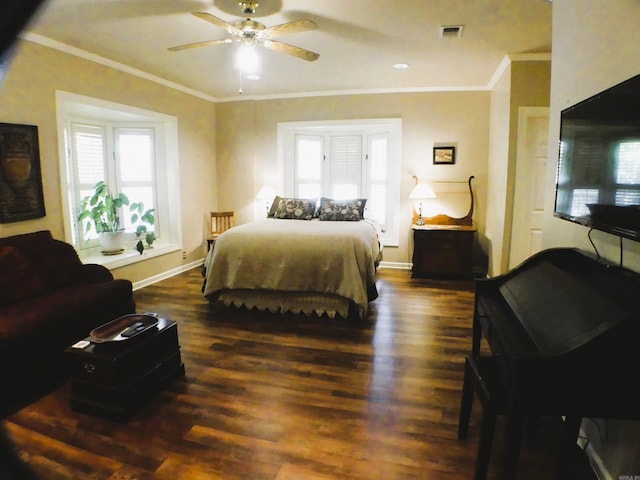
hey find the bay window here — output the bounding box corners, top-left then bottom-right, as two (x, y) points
(279, 119), (401, 246)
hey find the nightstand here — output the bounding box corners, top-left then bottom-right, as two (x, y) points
(411, 224), (476, 279)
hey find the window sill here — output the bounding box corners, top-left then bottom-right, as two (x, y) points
(79, 242), (181, 270)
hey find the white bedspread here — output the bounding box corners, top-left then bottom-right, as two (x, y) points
(203, 218), (381, 319)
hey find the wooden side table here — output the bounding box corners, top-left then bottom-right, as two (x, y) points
(65, 317), (185, 422)
(411, 224), (476, 279)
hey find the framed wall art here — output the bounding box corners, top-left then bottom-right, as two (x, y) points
(433, 145), (456, 165)
(0, 123), (46, 223)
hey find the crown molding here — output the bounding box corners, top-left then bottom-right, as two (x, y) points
(21, 32), (219, 103)
(21, 32), (550, 103)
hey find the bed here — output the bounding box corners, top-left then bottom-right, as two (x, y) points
(202, 197), (382, 319)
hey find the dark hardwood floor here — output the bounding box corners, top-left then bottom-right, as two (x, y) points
(2, 267), (593, 479)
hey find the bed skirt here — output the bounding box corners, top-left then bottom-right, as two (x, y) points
(215, 289), (352, 318)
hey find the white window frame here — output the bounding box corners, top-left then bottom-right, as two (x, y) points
(278, 118), (402, 246)
(56, 91), (182, 268)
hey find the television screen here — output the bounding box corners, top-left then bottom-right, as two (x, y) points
(554, 73), (640, 241)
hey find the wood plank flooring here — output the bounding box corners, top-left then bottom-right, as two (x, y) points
(2, 268), (591, 479)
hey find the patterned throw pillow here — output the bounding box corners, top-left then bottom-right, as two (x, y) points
(267, 196), (281, 218)
(318, 198), (367, 221)
(273, 197), (317, 220)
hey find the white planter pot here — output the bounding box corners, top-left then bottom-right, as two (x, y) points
(100, 231), (124, 254)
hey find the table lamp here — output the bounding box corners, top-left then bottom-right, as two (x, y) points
(409, 182), (436, 226)
(256, 186), (276, 216)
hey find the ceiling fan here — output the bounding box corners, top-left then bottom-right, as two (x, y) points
(168, 1), (319, 62)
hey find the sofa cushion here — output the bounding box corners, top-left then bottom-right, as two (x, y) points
(0, 231), (85, 290)
(0, 279), (134, 342)
(0, 230), (53, 249)
(30, 240), (85, 289)
(0, 246), (45, 306)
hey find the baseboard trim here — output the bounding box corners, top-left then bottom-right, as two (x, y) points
(379, 261), (411, 270)
(132, 258), (204, 291)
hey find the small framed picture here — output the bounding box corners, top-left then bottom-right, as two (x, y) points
(433, 146), (456, 165)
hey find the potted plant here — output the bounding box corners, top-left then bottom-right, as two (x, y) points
(130, 201), (155, 254)
(77, 181), (129, 254)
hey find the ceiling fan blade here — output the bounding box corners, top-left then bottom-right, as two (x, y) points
(168, 38), (231, 52)
(264, 18), (318, 38)
(263, 40), (319, 62)
(192, 11), (242, 35)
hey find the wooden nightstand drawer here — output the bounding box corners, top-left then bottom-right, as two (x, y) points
(412, 226), (475, 279)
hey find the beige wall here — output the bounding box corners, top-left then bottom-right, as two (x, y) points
(543, 1), (640, 477)
(485, 60), (551, 276)
(486, 66), (511, 276)
(0, 41), (551, 275)
(543, 1), (640, 273)
(216, 91), (491, 265)
(0, 40), (217, 283)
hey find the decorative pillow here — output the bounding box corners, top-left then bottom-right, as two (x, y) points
(273, 197), (317, 220)
(267, 196), (282, 218)
(318, 198), (367, 221)
(0, 246), (45, 306)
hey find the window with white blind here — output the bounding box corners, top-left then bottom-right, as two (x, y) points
(280, 119), (401, 246)
(295, 135), (323, 199)
(56, 91), (181, 262)
(329, 135), (362, 199)
(70, 124), (158, 248)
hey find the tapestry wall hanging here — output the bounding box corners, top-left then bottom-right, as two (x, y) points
(0, 123), (45, 223)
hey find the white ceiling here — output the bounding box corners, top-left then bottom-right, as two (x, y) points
(24, 0), (552, 101)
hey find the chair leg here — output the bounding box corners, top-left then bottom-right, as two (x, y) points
(554, 415), (582, 480)
(458, 357), (474, 440)
(475, 406), (498, 480)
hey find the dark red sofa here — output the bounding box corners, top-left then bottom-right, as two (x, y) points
(0, 230), (135, 414)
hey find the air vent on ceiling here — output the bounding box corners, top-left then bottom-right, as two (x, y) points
(439, 25), (464, 39)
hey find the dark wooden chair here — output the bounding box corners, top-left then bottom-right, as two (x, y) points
(458, 354), (507, 480)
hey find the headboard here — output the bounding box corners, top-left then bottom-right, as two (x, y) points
(412, 175), (475, 226)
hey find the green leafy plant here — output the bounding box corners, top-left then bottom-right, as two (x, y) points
(130, 201), (156, 254)
(77, 181), (129, 234)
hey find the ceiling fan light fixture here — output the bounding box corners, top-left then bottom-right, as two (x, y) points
(169, 6), (320, 71)
(236, 44), (259, 73)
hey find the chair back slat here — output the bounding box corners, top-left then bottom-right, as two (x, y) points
(210, 211), (234, 237)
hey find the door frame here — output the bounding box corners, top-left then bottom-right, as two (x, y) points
(508, 106), (550, 269)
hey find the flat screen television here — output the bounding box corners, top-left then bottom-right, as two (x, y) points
(554, 73), (640, 241)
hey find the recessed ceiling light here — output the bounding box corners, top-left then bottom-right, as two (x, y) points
(247, 74), (260, 80)
(393, 63), (409, 70)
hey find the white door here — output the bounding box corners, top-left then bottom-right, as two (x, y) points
(509, 107), (549, 269)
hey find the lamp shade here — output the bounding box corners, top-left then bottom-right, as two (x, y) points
(256, 186), (276, 201)
(409, 183), (436, 200)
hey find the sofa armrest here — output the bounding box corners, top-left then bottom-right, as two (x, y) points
(81, 264), (114, 283)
